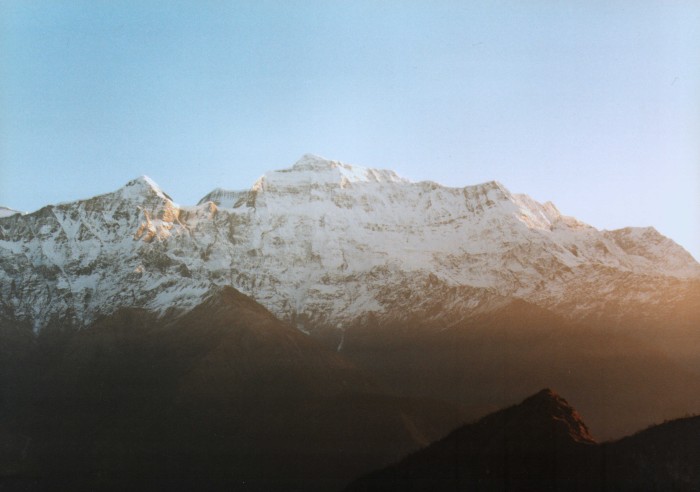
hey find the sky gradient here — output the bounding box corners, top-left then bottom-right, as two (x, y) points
(1, 1), (698, 259)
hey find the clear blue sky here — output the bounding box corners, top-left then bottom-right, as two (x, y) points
(1, 1), (698, 259)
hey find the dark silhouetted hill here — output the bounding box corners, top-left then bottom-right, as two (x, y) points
(346, 389), (700, 492)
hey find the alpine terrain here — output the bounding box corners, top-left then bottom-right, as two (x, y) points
(1, 154), (697, 334)
(1, 154), (699, 489)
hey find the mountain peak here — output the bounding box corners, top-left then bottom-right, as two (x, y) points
(251, 155), (409, 192)
(119, 175), (173, 203)
(515, 388), (596, 444)
(346, 389), (597, 490)
(124, 175), (162, 192)
(529, 387), (560, 400)
(291, 153), (335, 170)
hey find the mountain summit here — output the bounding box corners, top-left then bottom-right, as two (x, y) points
(509, 388), (596, 444)
(283, 153), (408, 183)
(347, 388), (599, 491)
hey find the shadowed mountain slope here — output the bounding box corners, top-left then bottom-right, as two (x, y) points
(341, 299), (700, 440)
(1, 286), (468, 491)
(346, 389), (700, 492)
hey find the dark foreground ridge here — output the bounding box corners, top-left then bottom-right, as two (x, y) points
(346, 388), (700, 492)
(0, 286), (469, 492)
(2, 285), (699, 491)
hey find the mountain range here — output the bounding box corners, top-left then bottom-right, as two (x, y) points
(1, 154), (696, 334)
(1, 154), (699, 489)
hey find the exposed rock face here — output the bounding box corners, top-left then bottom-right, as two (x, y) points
(0, 154), (697, 333)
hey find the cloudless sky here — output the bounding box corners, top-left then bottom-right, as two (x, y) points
(1, 1), (698, 259)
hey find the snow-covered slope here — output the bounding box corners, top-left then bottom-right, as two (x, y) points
(0, 207), (23, 218)
(0, 154), (698, 332)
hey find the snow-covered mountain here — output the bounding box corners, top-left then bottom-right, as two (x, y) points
(1, 154), (698, 332)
